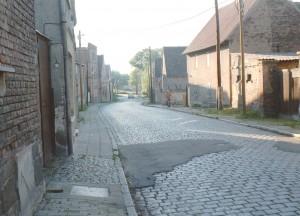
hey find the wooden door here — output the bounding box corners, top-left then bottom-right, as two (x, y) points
(37, 33), (55, 164)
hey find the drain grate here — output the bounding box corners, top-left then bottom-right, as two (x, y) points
(46, 189), (64, 193)
(70, 186), (109, 198)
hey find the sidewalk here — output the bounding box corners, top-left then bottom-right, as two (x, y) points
(34, 104), (136, 216)
(150, 104), (300, 138)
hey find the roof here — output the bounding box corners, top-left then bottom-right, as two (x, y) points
(163, 47), (187, 77)
(154, 58), (162, 78)
(256, 53), (298, 61)
(233, 52), (299, 61)
(295, 2), (300, 10)
(184, 0), (257, 54)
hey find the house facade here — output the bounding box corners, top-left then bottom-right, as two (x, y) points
(35, 0), (78, 155)
(231, 53), (299, 116)
(161, 47), (188, 105)
(0, 1), (44, 215)
(76, 43), (99, 103)
(184, 0), (300, 108)
(100, 64), (113, 102)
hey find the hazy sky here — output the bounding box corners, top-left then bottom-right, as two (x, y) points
(74, 0), (300, 74)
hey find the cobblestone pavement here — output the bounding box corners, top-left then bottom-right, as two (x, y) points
(102, 99), (300, 216)
(34, 105), (128, 216)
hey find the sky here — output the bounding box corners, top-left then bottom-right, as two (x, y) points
(74, 0), (300, 74)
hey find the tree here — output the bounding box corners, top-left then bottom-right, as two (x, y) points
(119, 74), (129, 86)
(111, 70), (121, 93)
(129, 48), (162, 95)
(111, 70), (129, 93)
(129, 69), (141, 94)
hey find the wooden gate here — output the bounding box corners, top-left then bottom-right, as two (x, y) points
(273, 69), (299, 116)
(37, 32), (55, 164)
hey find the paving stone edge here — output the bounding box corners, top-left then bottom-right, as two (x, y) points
(98, 108), (138, 216)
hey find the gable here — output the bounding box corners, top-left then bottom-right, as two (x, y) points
(184, 0), (257, 54)
(163, 47), (187, 78)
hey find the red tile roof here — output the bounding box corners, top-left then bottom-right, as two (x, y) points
(184, 0), (257, 54)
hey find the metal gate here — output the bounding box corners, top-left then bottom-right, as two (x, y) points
(37, 32), (55, 164)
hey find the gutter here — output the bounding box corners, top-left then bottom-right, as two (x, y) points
(59, 0), (73, 155)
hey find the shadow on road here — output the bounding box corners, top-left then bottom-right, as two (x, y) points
(120, 139), (238, 188)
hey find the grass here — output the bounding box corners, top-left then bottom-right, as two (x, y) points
(79, 104), (88, 111)
(78, 116), (85, 124)
(258, 118), (300, 128)
(201, 107), (300, 129)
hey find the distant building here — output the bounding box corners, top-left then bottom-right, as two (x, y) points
(161, 47), (188, 105)
(76, 43), (99, 103)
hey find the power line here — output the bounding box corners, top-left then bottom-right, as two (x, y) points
(137, 0), (233, 32)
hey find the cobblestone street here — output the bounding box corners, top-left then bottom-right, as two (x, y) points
(102, 98), (300, 216)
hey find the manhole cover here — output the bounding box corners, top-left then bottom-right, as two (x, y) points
(70, 186), (109, 198)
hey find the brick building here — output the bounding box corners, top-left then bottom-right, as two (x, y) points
(231, 53), (299, 116)
(0, 0), (44, 215)
(184, 0), (300, 107)
(76, 43), (99, 103)
(161, 47), (188, 105)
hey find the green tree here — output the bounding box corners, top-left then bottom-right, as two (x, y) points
(119, 74), (129, 86)
(129, 69), (141, 94)
(129, 48), (162, 95)
(111, 71), (129, 93)
(111, 70), (121, 93)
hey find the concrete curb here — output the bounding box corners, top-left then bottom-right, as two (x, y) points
(98, 109), (138, 216)
(150, 105), (300, 139)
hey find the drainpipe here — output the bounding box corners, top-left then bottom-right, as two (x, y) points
(298, 51), (300, 117)
(59, 0), (73, 155)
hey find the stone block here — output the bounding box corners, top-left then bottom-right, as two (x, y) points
(3, 158), (15, 180)
(34, 156), (43, 186)
(3, 175), (18, 214)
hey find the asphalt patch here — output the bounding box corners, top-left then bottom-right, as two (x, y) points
(120, 139), (237, 188)
(274, 141), (300, 153)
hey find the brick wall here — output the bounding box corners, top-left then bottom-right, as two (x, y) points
(231, 53), (298, 116)
(187, 47), (231, 107)
(231, 54), (265, 112)
(229, 0), (300, 53)
(0, 0), (44, 215)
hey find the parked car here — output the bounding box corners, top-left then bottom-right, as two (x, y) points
(128, 94), (134, 99)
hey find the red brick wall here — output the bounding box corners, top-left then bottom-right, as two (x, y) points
(0, 0), (43, 215)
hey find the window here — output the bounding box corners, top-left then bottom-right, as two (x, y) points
(195, 55), (199, 69)
(206, 53), (210, 67)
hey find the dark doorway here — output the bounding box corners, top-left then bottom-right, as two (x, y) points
(37, 32), (55, 164)
(273, 69), (299, 116)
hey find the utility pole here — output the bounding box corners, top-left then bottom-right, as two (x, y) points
(149, 47), (153, 103)
(78, 30), (84, 111)
(236, 0), (246, 115)
(215, 0), (223, 110)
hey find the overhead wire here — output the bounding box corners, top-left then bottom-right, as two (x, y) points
(136, 0), (234, 32)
